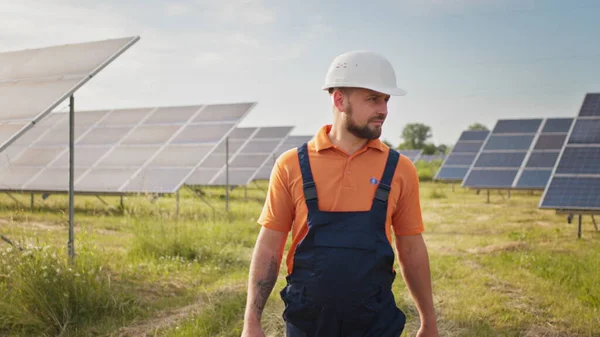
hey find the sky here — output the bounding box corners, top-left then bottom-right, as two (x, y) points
(1, 0), (599, 146)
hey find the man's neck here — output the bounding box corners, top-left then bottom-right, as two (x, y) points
(328, 124), (369, 155)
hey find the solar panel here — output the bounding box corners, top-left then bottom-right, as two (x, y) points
(398, 150), (422, 162)
(253, 135), (313, 180)
(514, 118), (573, 189)
(434, 130), (489, 183)
(186, 126), (294, 186)
(578, 93), (600, 117)
(0, 36), (139, 152)
(0, 103), (255, 194)
(463, 118), (573, 190)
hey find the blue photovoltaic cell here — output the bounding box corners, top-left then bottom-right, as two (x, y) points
(458, 130), (489, 141)
(579, 93), (600, 117)
(492, 119), (542, 134)
(452, 142), (484, 153)
(534, 134), (567, 150)
(541, 177), (600, 209)
(445, 154), (477, 166)
(542, 118), (573, 133)
(526, 152), (560, 168)
(435, 167), (470, 180)
(463, 169), (518, 188)
(555, 147), (600, 174)
(484, 135), (535, 150)
(568, 120), (600, 144)
(474, 152), (526, 168)
(516, 170), (552, 188)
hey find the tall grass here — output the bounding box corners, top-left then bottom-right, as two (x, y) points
(0, 234), (138, 336)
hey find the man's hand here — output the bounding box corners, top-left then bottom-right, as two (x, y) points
(241, 322), (266, 337)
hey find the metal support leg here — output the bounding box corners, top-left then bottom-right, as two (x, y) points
(578, 215), (582, 239)
(187, 186), (216, 218)
(487, 190), (490, 203)
(507, 190), (511, 199)
(30, 193), (34, 212)
(68, 95), (75, 262)
(120, 196), (124, 211)
(6, 193), (23, 209)
(592, 215), (598, 232)
(225, 137), (230, 213)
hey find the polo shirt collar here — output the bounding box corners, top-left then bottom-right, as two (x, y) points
(314, 124), (385, 153)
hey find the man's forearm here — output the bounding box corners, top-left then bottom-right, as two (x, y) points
(396, 235), (437, 327)
(244, 243), (282, 324)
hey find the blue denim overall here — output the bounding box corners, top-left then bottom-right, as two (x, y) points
(280, 143), (406, 337)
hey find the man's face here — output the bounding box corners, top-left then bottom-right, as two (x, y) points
(339, 88), (390, 140)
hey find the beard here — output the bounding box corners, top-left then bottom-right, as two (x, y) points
(344, 103), (384, 140)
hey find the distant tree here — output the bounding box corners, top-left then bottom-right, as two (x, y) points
(437, 144), (449, 154)
(468, 123), (489, 131)
(401, 123), (432, 149)
(421, 143), (437, 155)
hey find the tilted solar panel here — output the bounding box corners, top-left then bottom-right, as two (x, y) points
(434, 130), (489, 183)
(540, 94), (600, 211)
(186, 126), (294, 186)
(0, 103), (255, 194)
(0, 36), (139, 152)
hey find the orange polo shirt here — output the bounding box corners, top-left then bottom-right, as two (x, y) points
(257, 124), (425, 275)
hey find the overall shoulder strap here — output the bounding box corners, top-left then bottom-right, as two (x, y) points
(374, 149), (400, 204)
(297, 143), (319, 210)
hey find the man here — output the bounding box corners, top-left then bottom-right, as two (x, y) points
(242, 51), (438, 337)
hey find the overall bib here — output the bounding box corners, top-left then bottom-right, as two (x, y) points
(280, 143), (406, 337)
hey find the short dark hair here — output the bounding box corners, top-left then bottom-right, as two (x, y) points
(328, 87), (354, 95)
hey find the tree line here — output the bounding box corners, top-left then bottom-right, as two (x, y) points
(383, 122), (489, 155)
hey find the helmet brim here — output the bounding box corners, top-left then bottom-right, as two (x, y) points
(323, 84), (407, 96)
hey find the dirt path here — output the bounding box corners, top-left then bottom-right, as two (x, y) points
(113, 282), (246, 337)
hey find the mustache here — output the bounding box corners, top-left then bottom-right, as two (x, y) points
(369, 116), (386, 122)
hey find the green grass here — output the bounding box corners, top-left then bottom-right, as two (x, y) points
(0, 179), (598, 336)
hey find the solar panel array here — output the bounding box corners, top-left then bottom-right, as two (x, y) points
(0, 36), (139, 152)
(0, 103), (254, 194)
(253, 135), (313, 180)
(462, 119), (543, 189)
(434, 130), (489, 182)
(398, 149), (422, 162)
(540, 93), (600, 211)
(185, 126), (293, 186)
(514, 118), (573, 189)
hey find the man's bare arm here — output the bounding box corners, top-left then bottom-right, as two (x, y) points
(243, 226), (288, 327)
(395, 234), (438, 331)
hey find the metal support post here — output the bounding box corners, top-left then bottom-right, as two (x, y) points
(225, 137), (230, 212)
(68, 95), (75, 262)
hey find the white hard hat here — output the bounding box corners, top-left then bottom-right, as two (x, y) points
(323, 51), (406, 96)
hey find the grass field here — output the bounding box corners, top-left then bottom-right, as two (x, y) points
(0, 170), (599, 336)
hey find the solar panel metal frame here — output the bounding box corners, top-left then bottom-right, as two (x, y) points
(185, 125), (294, 187)
(539, 93), (600, 212)
(0, 103), (256, 195)
(0, 36), (140, 154)
(434, 130), (490, 182)
(462, 119), (544, 190)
